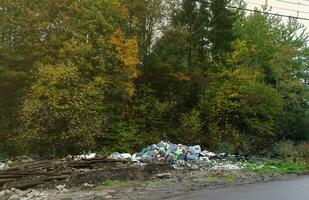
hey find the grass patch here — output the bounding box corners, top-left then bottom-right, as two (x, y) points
(99, 180), (159, 189)
(223, 174), (238, 182)
(100, 180), (122, 188)
(203, 173), (238, 183)
(244, 159), (309, 174)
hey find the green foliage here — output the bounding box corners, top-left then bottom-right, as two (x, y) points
(178, 109), (202, 145)
(0, 0), (308, 156)
(210, 0), (237, 59)
(100, 121), (140, 156)
(234, 13), (309, 142)
(132, 87), (175, 139)
(0, 155), (6, 161)
(0, 0), (140, 157)
(199, 68), (284, 152)
(218, 143), (235, 154)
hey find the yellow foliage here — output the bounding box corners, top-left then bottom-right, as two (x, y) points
(169, 72), (191, 81)
(228, 39), (257, 66)
(109, 28), (139, 68)
(127, 82), (136, 97)
(109, 28), (140, 97)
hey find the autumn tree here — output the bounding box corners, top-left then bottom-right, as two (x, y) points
(18, 0), (139, 156)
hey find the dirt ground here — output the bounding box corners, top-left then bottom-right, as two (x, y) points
(0, 165), (302, 200)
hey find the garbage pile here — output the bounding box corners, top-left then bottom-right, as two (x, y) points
(108, 141), (217, 163)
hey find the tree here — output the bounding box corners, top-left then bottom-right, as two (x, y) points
(1, 0), (308, 156)
(18, 0), (140, 156)
(199, 39), (285, 151)
(210, 0), (237, 61)
(20, 64), (107, 156)
(124, 0), (165, 84)
(0, 0), (52, 154)
(234, 13), (309, 142)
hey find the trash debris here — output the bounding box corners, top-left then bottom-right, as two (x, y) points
(83, 183), (95, 188)
(107, 152), (132, 160)
(56, 184), (69, 193)
(0, 156), (34, 170)
(156, 172), (172, 179)
(108, 141), (217, 163)
(0, 188), (41, 200)
(210, 161), (242, 171)
(56, 184), (66, 190)
(0, 162), (6, 170)
(200, 150), (216, 158)
(73, 153), (97, 160)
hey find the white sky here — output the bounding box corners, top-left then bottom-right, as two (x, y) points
(244, 0), (309, 30)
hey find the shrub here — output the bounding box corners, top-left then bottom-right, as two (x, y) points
(296, 142), (309, 157)
(20, 64), (107, 157)
(178, 109), (202, 145)
(199, 69), (283, 152)
(218, 143), (234, 154)
(99, 121), (141, 156)
(131, 86), (175, 140)
(273, 141), (309, 158)
(273, 141), (298, 157)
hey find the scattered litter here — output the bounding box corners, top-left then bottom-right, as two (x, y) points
(0, 188), (43, 200)
(200, 150), (216, 157)
(120, 153), (131, 159)
(156, 172), (172, 179)
(0, 162), (6, 170)
(210, 161), (242, 171)
(56, 184), (66, 190)
(73, 153), (97, 160)
(105, 195), (113, 199)
(107, 152), (123, 160)
(107, 152), (132, 160)
(83, 183), (95, 188)
(131, 154), (141, 162)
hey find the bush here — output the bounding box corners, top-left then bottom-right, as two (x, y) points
(296, 142), (309, 157)
(20, 64), (107, 157)
(273, 141), (298, 157)
(178, 109), (202, 145)
(273, 141), (309, 158)
(218, 143), (234, 154)
(131, 86), (175, 140)
(198, 68), (284, 153)
(99, 121), (141, 156)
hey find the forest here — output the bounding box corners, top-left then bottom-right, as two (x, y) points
(0, 0), (308, 157)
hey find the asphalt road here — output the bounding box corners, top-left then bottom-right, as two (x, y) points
(169, 176), (309, 200)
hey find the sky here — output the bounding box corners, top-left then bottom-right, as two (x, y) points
(244, 0), (309, 30)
